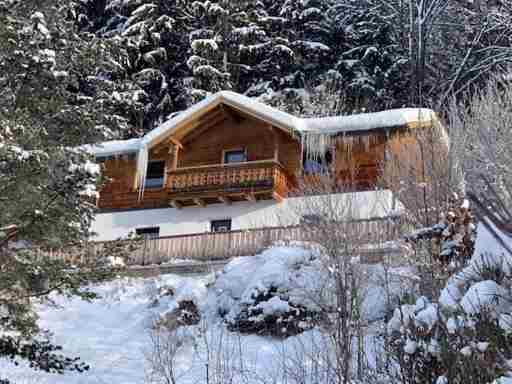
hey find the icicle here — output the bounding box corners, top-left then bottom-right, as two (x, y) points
(136, 144), (149, 201)
(302, 131), (335, 161)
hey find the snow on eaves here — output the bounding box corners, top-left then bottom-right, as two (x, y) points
(82, 138), (142, 157)
(302, 108), (436, 135)
(141, 91), (303, 149)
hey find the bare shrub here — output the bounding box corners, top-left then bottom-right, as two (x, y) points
(449, 76), (512, 196)
(145, 327), (191, 384)
(278, 176), (406, 383)
(380, 118), (454, 229)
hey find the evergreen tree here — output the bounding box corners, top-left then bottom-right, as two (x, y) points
(330, 1), (409, 111)
(187, 0), (265, 100)
(0, 0), (125, 380)
(76, 0), (193, 133)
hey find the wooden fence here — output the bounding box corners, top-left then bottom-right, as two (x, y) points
(37, 216), (404, 266)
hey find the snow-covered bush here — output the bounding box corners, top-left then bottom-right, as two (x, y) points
(212, 245), (417, 339)
(213, 246), (328, 337)
(387, 213), (512, 383)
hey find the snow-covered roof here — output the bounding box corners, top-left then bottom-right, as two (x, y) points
(90, 91), (437, 156)
(302, 108), (436, 134)
(83, 138), (142, 157)
(141, 91), (303, 149)
(85, 91), (440, 196)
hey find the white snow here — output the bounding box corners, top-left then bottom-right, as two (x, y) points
(82, 138), (142, 157)
(438, 221), (512, 323)
(477, 342), (489, 352)
(494, 378), (512, 384)
(191, 39), (219, 53)
(302, 108), (436, 134)
(359, 264), (418, 322)
(0, 274), (208, 384)
(214, 246), (326, 322)
(446, 317), (459, 334)
(472, 219), (512, 276)
(1, 245), (403, 383)
(460, 280), (510, 316)
(439, 281), (463, 309)
(460, 345), (472, 356)
(254, 296), (291, 316)
(387, 299), (440, 335)
(404, 339), (417, 354)
(414, 303), (438, 332)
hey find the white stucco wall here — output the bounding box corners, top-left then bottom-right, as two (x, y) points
(90, 190), (398, 241)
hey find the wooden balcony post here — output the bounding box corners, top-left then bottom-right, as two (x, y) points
(172, 145), (179, 170)
(268, 124), (279, 162)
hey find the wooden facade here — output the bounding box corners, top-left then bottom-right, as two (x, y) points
(97, 104), (302, 210)
(96, 101), (443, 211)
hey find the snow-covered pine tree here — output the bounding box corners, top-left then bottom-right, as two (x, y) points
(329, 0), (409, 111)
(186, 0), (271, 100)
(77, 0), (193, 133)
(0, 1), (127, 380)
(276, 0), (335, 88)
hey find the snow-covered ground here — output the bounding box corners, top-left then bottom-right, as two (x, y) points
(1, 245), (409, 384)
(5, 229), (509, 384)
(1, 272), (308, 384)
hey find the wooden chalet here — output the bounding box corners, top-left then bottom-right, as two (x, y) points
(58, 91), (450, 264)
(89, 91), (446, 212)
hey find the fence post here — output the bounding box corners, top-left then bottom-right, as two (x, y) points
(142, 237), (147, 266)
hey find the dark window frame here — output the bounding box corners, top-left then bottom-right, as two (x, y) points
(210, 219), (232, 232)
(223, 149), (247, 164)
(135, 226), (160, 239)
(145, 160), (166, 189)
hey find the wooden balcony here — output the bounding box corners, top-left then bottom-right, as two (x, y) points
(97, 160), (294, 210)
(167, 160), (293, 208)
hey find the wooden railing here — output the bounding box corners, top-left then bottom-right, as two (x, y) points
(167, 160), (292, 196)
(98, 160), (293, 209)
(38, 217), (404, 266)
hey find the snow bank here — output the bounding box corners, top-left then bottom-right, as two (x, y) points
(214, 246), (417, 329)
(302, 108), (436, 134)
(438, 222), (512, 321)
(460, 280), (510, 316)
(2, 244), (416, 383)
(359, 264), (419, 322)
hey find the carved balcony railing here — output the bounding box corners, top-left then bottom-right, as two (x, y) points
(166, 160), (293, 207)
(97, 160), (294, 210)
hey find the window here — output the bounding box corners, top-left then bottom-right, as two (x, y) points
(136, 226), (160, 239)
(303, 150), (333, 175)
(145, 161), (165, 188)
(211, 219), (232, 232)
(95, 155), (114, 163)
(223, 149), (246, 164)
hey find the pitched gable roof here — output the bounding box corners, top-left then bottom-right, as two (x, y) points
(86, 91), (437, 157)
(83, 91), (440, 197)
